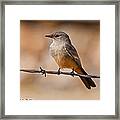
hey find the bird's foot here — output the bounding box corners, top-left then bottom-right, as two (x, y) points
(40, 67), (47, 77)
(71, 68), (75, 77)
(57, 68), (61, 75)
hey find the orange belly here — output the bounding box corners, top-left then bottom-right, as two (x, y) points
(53, 53), (78, 70)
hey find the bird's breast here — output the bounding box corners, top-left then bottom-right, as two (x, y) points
(49, 42), (66, 67)
(50, 43), (65, 57)
(49, 42), (78, 69)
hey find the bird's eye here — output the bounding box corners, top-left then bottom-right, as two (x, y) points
(55, 35), (60, 37)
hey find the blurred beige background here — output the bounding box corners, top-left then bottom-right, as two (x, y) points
(20, 20), (100, 100)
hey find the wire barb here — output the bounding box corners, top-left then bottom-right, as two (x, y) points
(39, 67), (47, 77)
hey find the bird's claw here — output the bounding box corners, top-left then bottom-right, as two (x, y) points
(40, 67), (47, 77)
(71, 68), (75, 77)
(57, 68), (61, 75)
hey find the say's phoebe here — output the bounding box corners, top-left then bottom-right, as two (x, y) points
(45, 31), (96, 89)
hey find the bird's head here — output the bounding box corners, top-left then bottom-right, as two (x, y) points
(45, 31), (71, 43)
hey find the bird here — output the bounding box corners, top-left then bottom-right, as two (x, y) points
(45, 31), (96, 89)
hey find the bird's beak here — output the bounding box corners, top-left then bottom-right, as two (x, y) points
(45, 34), (53, 38)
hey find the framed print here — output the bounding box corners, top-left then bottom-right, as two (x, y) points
(0, 0), (119, 119)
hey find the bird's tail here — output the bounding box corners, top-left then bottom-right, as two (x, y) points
(75, 67), (96, 89)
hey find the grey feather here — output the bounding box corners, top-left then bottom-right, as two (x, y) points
(65, 43), (81, 66)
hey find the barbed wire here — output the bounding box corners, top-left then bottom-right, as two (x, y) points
(20, 67), (100, 78)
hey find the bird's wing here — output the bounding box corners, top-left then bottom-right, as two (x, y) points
(65, 43), (81, 66)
